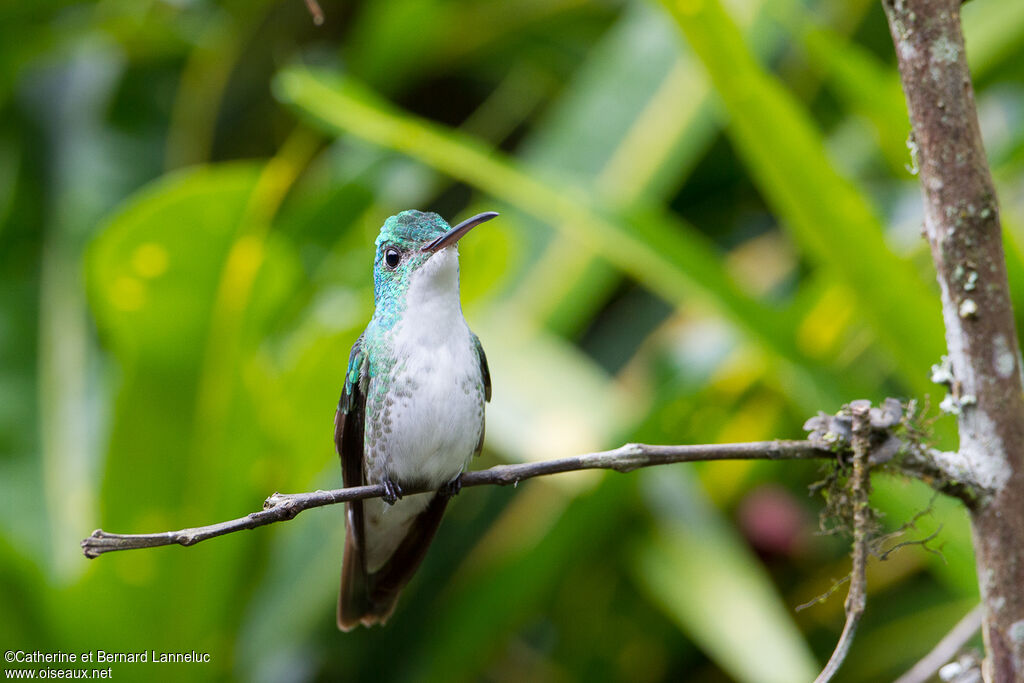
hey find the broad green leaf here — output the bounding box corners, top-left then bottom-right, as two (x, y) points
(88, 163), (263, 368)
(76, 163), (302, 679)
(657, 0), (945, 392)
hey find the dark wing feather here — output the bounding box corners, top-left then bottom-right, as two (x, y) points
(336, 335), (371, 631)
(336, 335), (366, 488)
(472, 333), (490, 456)
(336, 333), (447, 629)
(473, 333), (491, 403)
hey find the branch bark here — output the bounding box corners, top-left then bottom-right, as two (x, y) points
(882, 1), (1024, 678)
(81, 440), (829, 558)
(814, 402), (872, 683)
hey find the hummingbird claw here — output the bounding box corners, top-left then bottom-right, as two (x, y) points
(382, 477), (404, 505)
(438, 474), (463, 499)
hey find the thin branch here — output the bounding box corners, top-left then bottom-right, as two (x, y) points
(872, 492), (945, 562)
(796, 575), (850, 613)
(876, 524), (943, 562)
(81, 440), (828, 558)
(814, 402), (872, 683)
(894, 604), (984, 683)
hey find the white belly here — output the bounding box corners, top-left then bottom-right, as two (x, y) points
(377, 349), (482, 480)
(360, 250), (485, 572)
(360, 336), (483, 572)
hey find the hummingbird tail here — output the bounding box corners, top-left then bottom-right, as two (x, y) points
(338, 526), (398, 630)
(337, 494), (450, 631)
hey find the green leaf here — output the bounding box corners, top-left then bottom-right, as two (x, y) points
(77, 163), (301, 675)
(237, 483), (344, 683)
(0, 138), (16, 234)
(802, 26), (909, 173)
(88, 163), (264, 366)
(800, 23), (1024, 344)
(510, 2), (712, 334)
(963, 0), (1024, 77)
(871, 475), (977, 597)
(273, 65), (859, 410)
(657, 0), (945, 392)
(410, 476), (637, 683)
(635, 469), (819, 683)
(840, 599), (979, 681)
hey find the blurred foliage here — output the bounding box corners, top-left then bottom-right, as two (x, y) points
(3, 0), (1024, 680)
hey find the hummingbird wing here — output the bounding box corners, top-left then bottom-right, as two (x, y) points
(335, 334), (451, 630)
(473, 333), (491, 403)
(335, 334), (373, 630)
(472, 332), (491, 457)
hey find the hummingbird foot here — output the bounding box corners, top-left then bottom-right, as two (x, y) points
(381, 477), (404, 505)
(438, 474), (463, 499)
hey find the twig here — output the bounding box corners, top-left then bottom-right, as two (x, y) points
(814, 402), (873, 683)
(894, 604), (984, 683)
(876, 525), (943, 562)
(81, 440), (828, 558)
(796, 575), (850, 613)
(872, 492), (945, 562)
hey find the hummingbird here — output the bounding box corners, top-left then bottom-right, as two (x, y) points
(334, 209), (496, 630)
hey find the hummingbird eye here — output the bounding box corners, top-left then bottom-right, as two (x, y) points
(384, 248), (401, 269)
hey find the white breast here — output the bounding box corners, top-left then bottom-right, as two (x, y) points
(361, 248), (485, 572)
(381, 249), (483, 485)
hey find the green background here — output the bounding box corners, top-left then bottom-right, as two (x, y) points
(2, 0), (1023, 680)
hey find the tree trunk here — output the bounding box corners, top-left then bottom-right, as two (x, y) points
(882, 1), (1024, 678)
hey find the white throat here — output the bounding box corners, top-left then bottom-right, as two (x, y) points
(401, 248), (464, 340)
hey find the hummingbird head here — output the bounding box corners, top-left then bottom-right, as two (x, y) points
(371, 210), (498, 326)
